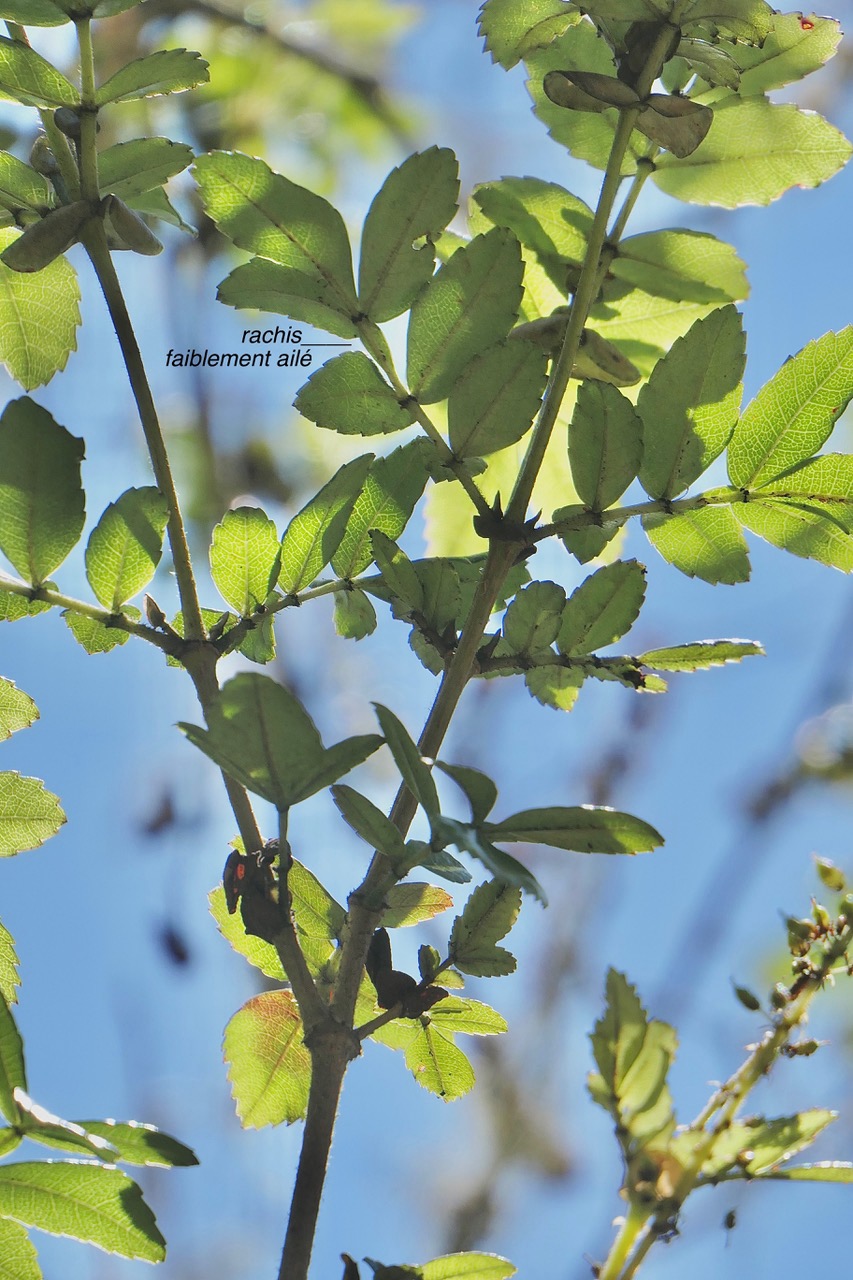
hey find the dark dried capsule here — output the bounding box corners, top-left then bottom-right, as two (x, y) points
(102, 194), (163, 256)
(0, 200), (90, 273)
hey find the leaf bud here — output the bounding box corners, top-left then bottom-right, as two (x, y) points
(53, 107), (82, 139)
(0, 200), (90, 273)
(732, 982), (761, 1012)
(770, 982), (790, 1010)
(144, 595), (168, 629)
(815, 857), (846, 893)
(29, 134), (58, 177)
(102, 194), (163, 256)
(811, 899), (832, 932)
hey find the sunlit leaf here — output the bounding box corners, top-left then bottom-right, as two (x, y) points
(295, 353), (415, 437)
(478, 0), (580, 69)
(557, 560), (646, 655)
(331, 441), (432, 578)
(210, 506), (279, 615)
(223, 989), (311, 1128)
(0, 679), (37, 741)
(99, 138), (194, 201)
(85, 488), (168, 611)
(0, 230), (80, 390)
(383, 883), (454, 928)
(0, 773), (65, 855)
(95, 49), (210, 105)
(643, 505), (750, 584)
(279, 455), (373, 593)
(483, 806), (662, 855)
(0, 37), (76, 107)
(569, 381), (643, 512)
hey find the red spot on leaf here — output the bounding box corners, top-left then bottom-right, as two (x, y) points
(800, 17), (815, 29)
(236, 862), (246, 880)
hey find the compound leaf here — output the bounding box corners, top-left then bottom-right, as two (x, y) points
(95, 49), (209, 105)
(98, 138), (194, 201)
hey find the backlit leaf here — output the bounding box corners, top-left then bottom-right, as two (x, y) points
(483, 806), (662, 854)
(223, 989), (311, 1127)
(296, 352), (415, 437)
(639, 640), (762, 670)
(643, 504), (750, 584)
(289, 859), (345, 942)
(373, 704), (439, 818)
(449, 880), (520, 977)
(359, 147), (459, 322)
(437, 817), (546, 903)
(98, 138), (194, 201)
(478, 0), (580, 69)
(0, 37), (76, 107)
(210, 506), (279, 615)
(0, 1216), (39, 1280)
(0, 679), (37, 741)
(569, 381), (643, 511)
(448, 340), (547, 458)
(0, 921), (17, 1005)
(334, 587), (376, 639)
(0, 1162), (165, 1260)
(0, 155), (49, 214)
(0, 228), (80, 389)
(470, 176), (592, 279)
(653, 98), (852, 208)
(179, 672), (382, 809)
(0, 773), (65, 855)
(755, 454), (853, 530)
(703, 1109), (835, 1178)
(63, 612), (129, 655)
(407, 228), (523, 403)
(68, 1120), (198, 1169)
(208, 885), (287, 981)
(736, 500), (853, 572)
(217, 258), (358, 339)
(0, 0), (67, 23)
(85, 487), (168, 610)
(501, 580), (565, 657)
(421, 1253), (516, 1280)
(383, 883), (454, 928)
(732, 12), (841, 94)
(331, 783), (406, 861)
(525, 665), (585, 711)
(95, 49), (209, 105)
(434, 761), (497, 826)
(727, 328), (853, 487)
(0, 993), (24, 1122)
(557, 561), (645, 655)
(331, 441), (432, 578)
(638, 306), (745, 498)
(279, 454), (373, 593)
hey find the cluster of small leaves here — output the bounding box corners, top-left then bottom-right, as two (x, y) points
(342, 1250), (516, 1280)
(590, 869), (853, 1257)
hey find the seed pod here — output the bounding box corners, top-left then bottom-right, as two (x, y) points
(0, 200), (90, 273)
(54, 107), (82, 139)
(102, 194), (163, 257)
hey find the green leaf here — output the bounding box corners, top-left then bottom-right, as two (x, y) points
(638, 306), (745, 499)
(67, 1120), (198, 1168)
(210, 505), (279, 615)
(0, 37), (76, 108)
(179, 672), (382, 809)
(429, 996), (507, 1037)
(449, 881), (520, 978)
(0, 679), (37, 741)
(478, 0), (580, 70)
(0, 589), (51, 623)
(732, 12), (842, 95)
(394, 1019), (475, 1100)
(483, 806), (662, 855)
(736, 500), (853, 572)
(448, 340), (547, 458)
(755, 454), (853, 529)
(295, 353), (415, 437)
(524, 665), (584, 711)
(738, 1162), (853, 1184)
(588, 969), (677, 1156)
(373, 704), (439, 818)
(653, 98), (852, 208)
(643, 505), (750, 584)
(0, 0), (67, 24)
(569, 382), (643, 512)
(0, 1162), (164, 1260)
(702, 1109), (836, 1178)
(639, 640), (763, 670)
(193, 151), (357, 317)
(208, 885), (287, 980)
(501, 581), (565, 656)
(0, 154), (50, 214)
(437, 817), (546, 904)
(406, 843), (472, 885)
(407, 228), (524, 403)
(63, 612), (129, 655)
(331, 440), (432, 578)
(557, 561), (645, 656)
(95, 49), (209, 105)
(98, 138), (194, 201)
(223, 989), (311, 1127)
(0, 773), (65, 855)
(0, 1216), (39, 1280)
(289, 859), (346, 942)
(420, 1254), (515, 1280)
(11, 1091), (117, 1160)
(588, 283), (724, 381)
(279, 454), (373, 593)
(125, 185), (193, 232)
(217, 258), (358, 339)
(370, 531), (424, 613)
(0, 993), (24, 1123)
(0, 396), (82, 583)
(334, 587), (376, 639)
(383, 883), (454, 928)
(331, 783), (406, 861)
(0, 921), (18, 1006)
(470, 176), (592, 279)
(0, 228), (80, 390)
(607, 227), (747, 302)
(359, 147), (459, 322)
(85, 487), (168, 611)
(683, 0), (773, 42)
(727, 328), (853, 487)
(434, 761), (497, 825)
